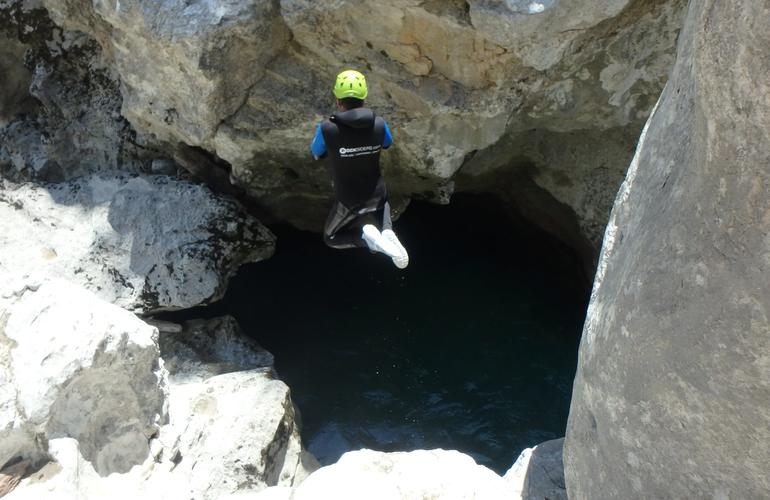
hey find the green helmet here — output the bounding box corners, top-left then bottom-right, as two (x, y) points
(333, 69), (368, 100)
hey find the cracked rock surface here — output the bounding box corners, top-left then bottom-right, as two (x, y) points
(0, 0), (689, 261)
(0, 173), (275, 313)
(3, 308), (316, 500)
(0, 278), (168, 476)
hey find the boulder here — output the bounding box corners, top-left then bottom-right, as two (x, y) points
(5, 314), (317, 499)
(504, 438), (567, 500)
(0, 173), (275, 312)
(157, 316), (274, 384)
(564, 0), (770, 497)
(41, 0), (290, 148)
(158, 370), (315, 500)
(250, 449), (513, 500)
(154, 316), (318, 499)
(4, 437), (189, 500)
(0, 278), (168, 476)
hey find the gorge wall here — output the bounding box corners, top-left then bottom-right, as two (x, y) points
(2, 0), (769, 498)
(565, 0), (770, 498)
(2, 0), (687, 271)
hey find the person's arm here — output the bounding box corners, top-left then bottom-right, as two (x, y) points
(383, 121), (393, 149)
(310, 124), (327, 160)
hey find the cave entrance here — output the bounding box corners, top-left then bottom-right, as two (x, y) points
(171, 194), (589, 473)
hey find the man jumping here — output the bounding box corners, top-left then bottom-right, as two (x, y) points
(310, 69), (409, 269)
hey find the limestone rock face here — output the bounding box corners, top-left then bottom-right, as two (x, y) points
(154, 317), (318, 499)
(5, 315), (316, 499)
(250, 449), (512, 500)
(0, 173), (275, 313)
(0, 3), (158, 183)
(43, 0), (290, 148)
(14, 0), (688, 258)
(157, 316), (318, 499)
(0, 278), (168, 476)
(160, 371), (314, 500)
(158, 316), (275, 383)
(564, 0), (770, 498)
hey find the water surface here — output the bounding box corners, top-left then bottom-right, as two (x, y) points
(167, 195), (587, 473)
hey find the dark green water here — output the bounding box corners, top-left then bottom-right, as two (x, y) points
(164, 195), (588, 473)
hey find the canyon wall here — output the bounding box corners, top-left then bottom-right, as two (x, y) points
(7, 0), (769, 498)
(564, 0), (770, 497)
(2, 0), (687, 267)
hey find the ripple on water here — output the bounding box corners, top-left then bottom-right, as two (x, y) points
(165, 196), (588, 473)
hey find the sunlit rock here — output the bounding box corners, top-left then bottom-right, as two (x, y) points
(250, 449), (512, 500)
(15, 0), (687, 256)
(4, 314), (317, 499)
(0, 173), (275, 312)
(153, 316), (318, 499)
(0, 279), (168, 476)
(157, 316), (274, 384)
(565, 0), (770, 497)
(42, 0), (289, 148)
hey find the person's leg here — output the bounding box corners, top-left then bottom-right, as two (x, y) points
(380, 202), (408, 268)
(324, 198), (408, 268)
(359, 202), (408, 269)
(381, 201), (393, 231)
(324, 202), (367, 249)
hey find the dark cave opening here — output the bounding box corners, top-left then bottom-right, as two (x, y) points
(162, 193), (590, 473)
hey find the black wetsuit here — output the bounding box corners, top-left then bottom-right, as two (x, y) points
(310, 108), (393, 249)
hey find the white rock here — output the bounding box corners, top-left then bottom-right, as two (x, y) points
(159, 316), (274, 384)
(5, 313), (316, 499)
(253, 449), (513, 500)
(0, 279), (168, 475)
(5, 437), (191, 500)
(153, 316), (316, 499)
(158, 370), (314, 500)
(0, 173), (275, 312)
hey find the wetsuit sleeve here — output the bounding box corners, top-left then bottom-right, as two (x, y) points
(310, 124), (327, 160)
(383, 121), (393, 149)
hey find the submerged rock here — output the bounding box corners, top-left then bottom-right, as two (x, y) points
(0, 173), (275, 313)
(565, 0), (770, 497)
(0, 278), (168, 476)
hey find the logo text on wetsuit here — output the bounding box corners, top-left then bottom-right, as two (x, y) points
(339, 145), (381, 158)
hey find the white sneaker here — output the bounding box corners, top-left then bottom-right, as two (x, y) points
(382, 229), (409, 269)
(362, 225), (402, 265)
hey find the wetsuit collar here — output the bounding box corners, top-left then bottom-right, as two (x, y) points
(331, 108), (375, 129)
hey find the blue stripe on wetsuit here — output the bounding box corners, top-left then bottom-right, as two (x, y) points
(383, 122), (393, 148)
(311, 121), (393, 159)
